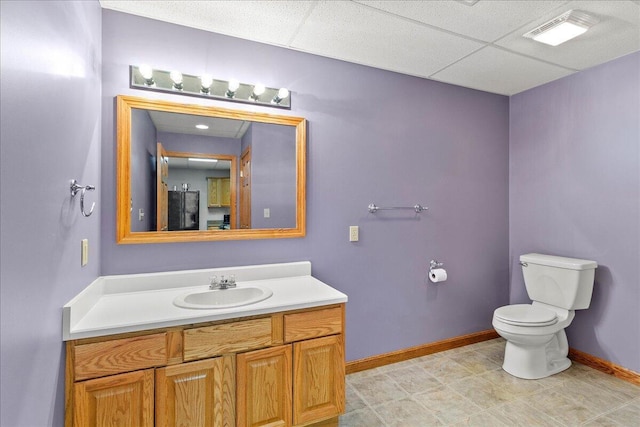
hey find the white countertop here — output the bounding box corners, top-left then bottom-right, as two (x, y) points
(63, 262), (347, 341)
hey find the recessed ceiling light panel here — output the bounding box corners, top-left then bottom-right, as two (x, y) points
(523, 10), (599, 47)
(188, 158), (218, 163)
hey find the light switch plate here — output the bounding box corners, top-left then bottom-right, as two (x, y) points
(81, 239), (89, 266)
(349, 226), (359, 242)
(264, 208), (270, 218)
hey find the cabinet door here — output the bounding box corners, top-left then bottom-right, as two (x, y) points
(156, 358), (226, 427)
(221, 178), (231, 207)
(293, 335), (345, 426)
(237, 345), (292, 427)
(207, 178), (220, 207)
(73, 369), (154, 427)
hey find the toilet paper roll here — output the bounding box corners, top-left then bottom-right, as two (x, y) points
(429, 268), (447, 283)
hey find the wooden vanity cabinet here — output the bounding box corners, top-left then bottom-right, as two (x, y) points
(235, 306), (344, 427)
(65, 304), (345, 427)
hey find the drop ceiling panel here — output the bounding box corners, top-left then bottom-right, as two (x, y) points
(357, 0), (566, 42)
(431, 46), (575, 95)
(496, 0), (640, 70)
(290, 0), (484, 78)
(100, 0), (313, 46)
(100, 1), (640, 95)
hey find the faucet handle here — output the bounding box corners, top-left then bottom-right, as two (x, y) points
(210, 275), (218, 285)
(229, 274), (236, 284)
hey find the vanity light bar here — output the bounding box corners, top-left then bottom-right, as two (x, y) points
(130, 65), (291, 109)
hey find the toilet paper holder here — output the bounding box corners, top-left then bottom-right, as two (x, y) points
(430, 260), (444, 271)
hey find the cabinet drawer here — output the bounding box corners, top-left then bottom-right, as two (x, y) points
(74, 333), (167, 381)
(183, 317), (272, 361)
(284, 306), (342, 343)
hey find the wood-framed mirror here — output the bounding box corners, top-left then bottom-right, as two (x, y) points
(116, 95), (306, 244)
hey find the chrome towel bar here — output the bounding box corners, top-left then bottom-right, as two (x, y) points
(368, 203), (428, 213)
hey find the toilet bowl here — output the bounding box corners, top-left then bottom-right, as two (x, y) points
(493, 253), (597, 380)
(492, 303), (574, 379)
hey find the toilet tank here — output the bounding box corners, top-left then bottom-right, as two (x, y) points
(520, 253), (597, 310)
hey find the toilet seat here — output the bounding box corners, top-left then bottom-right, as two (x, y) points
(494, 304), (557, 327)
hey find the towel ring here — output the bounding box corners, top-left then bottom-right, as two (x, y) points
(70, 179), (96, 217)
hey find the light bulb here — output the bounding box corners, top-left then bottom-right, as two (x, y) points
(226, 79), (240, 98)
(253, 84), (265, 96)
(139, 64), (153, 79)
(138, 65), (154, 86)
(170, 70), (183, 84)
(170, 70), (183, 90)
(228, 79), (240, 92)
(277, 88), (289, 99)
(200, 74), (213, 89)
(272, 87), (290, 105)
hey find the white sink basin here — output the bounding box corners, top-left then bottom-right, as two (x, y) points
(174, 286), (273, 309)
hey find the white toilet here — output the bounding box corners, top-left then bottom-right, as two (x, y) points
(492, 253), (597, 380)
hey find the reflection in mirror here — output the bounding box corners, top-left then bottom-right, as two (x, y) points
(162, 153), (234, 232)
(117, 95), (306, 244)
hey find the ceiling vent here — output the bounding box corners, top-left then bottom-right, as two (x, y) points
(523, 10), (599, 46)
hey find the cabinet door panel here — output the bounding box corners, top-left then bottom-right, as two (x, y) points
(237, 345), (292, 427)
(156, 358), (225, 427)
(293, 335), (344, 425)
(74, 369), (154, 427)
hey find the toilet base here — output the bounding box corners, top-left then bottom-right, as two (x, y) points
(501, 330), (571, 379)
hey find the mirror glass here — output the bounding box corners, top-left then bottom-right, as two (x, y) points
(117, 95), (306, 244)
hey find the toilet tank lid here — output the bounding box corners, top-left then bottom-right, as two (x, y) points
(520, 253), (597, 270)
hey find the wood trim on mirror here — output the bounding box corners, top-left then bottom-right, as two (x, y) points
(116, 95), (306, 244)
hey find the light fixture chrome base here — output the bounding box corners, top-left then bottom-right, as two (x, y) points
(130, 66), (291, 109)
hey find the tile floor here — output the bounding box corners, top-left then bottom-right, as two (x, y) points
(340, 339), (640, 426)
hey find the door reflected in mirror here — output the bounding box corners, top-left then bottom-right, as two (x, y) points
(117, 95), (306, 244)
(155, 150), (235, 232)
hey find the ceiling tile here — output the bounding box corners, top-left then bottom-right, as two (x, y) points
(356, 0), (565, 42)
(495, 0), (640, 70)
(290, 0), (484, 78)
(100, 0), (313, 46)
(431, 46), (575, 95)
(100, 1), (640, 95)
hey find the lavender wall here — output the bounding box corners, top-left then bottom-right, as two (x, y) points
(101, 11), (510, 362)
(130, 109), (156, 232)
(0, 1), (102, 426)
(250, 122), (297, 229)
(509, 52), (640, 372)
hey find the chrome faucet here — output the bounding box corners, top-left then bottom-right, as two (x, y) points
(209, 274), (236, 290)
